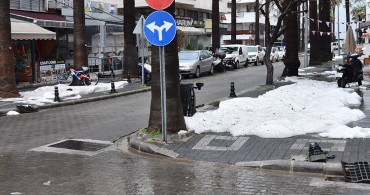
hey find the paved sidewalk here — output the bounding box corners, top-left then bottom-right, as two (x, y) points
(128, 64), (370, 176)
(0, 78), (151, 116)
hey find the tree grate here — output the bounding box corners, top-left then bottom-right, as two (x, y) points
(49, 140), (111, 152)
(341, 161), (370, 183)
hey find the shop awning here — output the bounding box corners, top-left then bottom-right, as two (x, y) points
(11, 19), (56, 40)
(177, 26), (204, 35)
(10, 9), (74, 29)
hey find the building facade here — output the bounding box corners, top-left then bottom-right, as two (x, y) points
(221, 0), (278, 46)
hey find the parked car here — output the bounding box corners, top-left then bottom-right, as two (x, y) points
(179, 50), (214, 78)
(219, 44), (248, 69)
(262, 47), (279, 62)
(246, 45), (265, 66)
(270, 47), (279, 62)
(275, 46), (286, 61)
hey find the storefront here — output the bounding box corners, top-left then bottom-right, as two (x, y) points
(11, 18), (56, 83)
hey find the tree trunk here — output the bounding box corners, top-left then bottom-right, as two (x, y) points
(301, 3), (305, 51)
(345, 0), (349, 31)
(255, 0), (260, 45)
(265, 2), (270, 47)
(332, 6), (335, 42)
(231, 0), (236, 44)
(124, 0), (138, 78)
(319, 0), (331, 62)
(72, 0), (87, 85)
(309, 0), (321, 65)
(0, 0), (20, 98)
(212, 0), (220, 53)
(147, 1), (186, 134)
(282, 0), (300, 77)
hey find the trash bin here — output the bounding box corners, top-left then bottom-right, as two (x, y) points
(180, 83), (196, 117)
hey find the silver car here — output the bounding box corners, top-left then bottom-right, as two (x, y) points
(179, 50), (215, 78)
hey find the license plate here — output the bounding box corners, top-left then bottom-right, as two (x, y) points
(336, 72), (343, 77)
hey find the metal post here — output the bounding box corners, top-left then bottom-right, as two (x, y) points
(304, 1), (309, 68)
(337, 4), (341, 56)
(141, 17), (145, 86)
(159, 46), (167, 142)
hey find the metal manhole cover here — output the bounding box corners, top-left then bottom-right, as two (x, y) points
(29, 139), (114, 156)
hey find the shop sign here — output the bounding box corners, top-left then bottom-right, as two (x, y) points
(175, 16), (193, 27)
(39, 60), (65, 71)
(63, 0), (73, 8)
(36, 20), (74, 29)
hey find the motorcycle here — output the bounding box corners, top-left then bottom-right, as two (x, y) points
(336, 53), (364, 88)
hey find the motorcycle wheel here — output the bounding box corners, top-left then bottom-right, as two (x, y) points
(340, 78), (347, 88)
(358, 79), (362, 86)
(337, 79), (342, 88)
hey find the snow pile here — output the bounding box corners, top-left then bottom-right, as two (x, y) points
(1, 81), (127, 106)
(7, 111), (20, 116)
(185, 77), (370, 139)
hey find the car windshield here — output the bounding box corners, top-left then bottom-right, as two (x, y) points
(178, 52), (199, 60)
(277, 47), (284, 51)
(247, 47), (257, 52)
(219, 47), (238, 54)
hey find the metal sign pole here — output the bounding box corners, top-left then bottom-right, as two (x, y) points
(141, 17), (145, 86)
(304, 1), (309, 68)
(159, 46), (167, 142)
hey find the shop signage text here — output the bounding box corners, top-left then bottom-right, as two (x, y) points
(175, 16), (193, 27)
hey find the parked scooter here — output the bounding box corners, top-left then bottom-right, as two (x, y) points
(336, 53), (364, 88)
(213, 52), (226, 72)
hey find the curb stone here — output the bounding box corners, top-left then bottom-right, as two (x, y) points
(235, 160), (343, 176)
(128, 130), (195, 158)
(0, 87), (151, 117)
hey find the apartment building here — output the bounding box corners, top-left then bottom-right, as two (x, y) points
(221, 0), (278, 46)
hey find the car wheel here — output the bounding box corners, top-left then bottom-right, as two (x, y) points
(209, 65), (214, 75)
(261, 59), (264, 65)
(194, 66), (200, 78)
(234, 61), (239, 69)
(254, 58), (258, 66)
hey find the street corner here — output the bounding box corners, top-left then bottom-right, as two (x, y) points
(127, 129), (196, 158)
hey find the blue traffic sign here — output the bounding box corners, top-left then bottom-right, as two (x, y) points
(144, 11), (176, 46)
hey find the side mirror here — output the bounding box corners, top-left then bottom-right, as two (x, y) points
(195, 82), (204, 90)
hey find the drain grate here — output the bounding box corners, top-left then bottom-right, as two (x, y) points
(49, 140), (111, 152)
(341, 161), (370, 183)
(29, 139), (113, 156)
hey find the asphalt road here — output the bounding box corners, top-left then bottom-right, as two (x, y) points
(2, 59), (369, 193)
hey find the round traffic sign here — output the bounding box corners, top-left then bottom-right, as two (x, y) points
(145, 0), (174, 10)
(144, 11), (176, 46)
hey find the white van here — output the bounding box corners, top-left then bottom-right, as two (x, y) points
(219, 44), (248, 69)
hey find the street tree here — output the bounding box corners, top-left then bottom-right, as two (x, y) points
(331, 0), (343, 42)
(265, 1), (270, 47)
(147, 1), (186, 134)
(345, 0), (349, 30)
(0, 0), (20, 98)
(260, 0), (307, 85)
(255, 0), (260, 45)
(319, 0), (331, 62)
(282, 0), (300, 77)
(212, 0), (220, 53)
(231, 0), (237, 44)
(309, 0), (321, 65)
(72, 0), (87, 85)
(124, 0), (138, 78)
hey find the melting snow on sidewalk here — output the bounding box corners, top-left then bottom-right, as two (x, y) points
(185, 77), (370, 139)
(0, 81), (128, 106)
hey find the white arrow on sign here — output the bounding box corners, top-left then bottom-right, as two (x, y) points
(146, 21), (173, 41)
